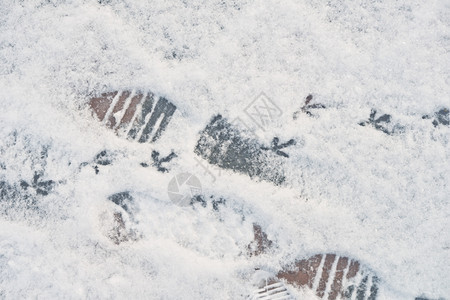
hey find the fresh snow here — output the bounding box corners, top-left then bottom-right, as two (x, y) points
(0, 0), (449, 299)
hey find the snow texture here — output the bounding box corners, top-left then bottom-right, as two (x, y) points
(0, 0), (449, 299)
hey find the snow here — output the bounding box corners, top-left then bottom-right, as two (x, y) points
(0, 0), (449, 299)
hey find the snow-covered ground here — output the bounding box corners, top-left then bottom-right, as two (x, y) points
(0, 0), (449, 299)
